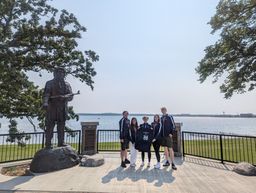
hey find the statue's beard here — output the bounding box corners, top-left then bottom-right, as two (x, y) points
(54, 77), (65, 81)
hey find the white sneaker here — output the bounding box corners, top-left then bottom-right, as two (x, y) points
(140, 162), (144, 167)
(130, 163), (136, 167)
(154, 162), (161, 169)
(147, 162), (151, 168)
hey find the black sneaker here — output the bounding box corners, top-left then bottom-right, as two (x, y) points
(124, 159), (130, 164)
(121, 161), (127, 168)
(172, 163), (177, 170)
(163, 161), (170, 167)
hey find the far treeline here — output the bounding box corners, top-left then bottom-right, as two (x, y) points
(78, 113), (256, 118)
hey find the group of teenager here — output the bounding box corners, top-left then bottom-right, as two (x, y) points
(119, 107), (177, 170)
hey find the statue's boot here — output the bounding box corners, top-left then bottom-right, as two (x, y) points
(45, 145), (53, 149)
(58, 143), (69, 147)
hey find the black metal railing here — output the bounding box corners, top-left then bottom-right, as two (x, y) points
(0, 130), (81, 163)
(182, 131), (256, 165)
(97, 130), (120, 151)
(96, 129), (166, 152)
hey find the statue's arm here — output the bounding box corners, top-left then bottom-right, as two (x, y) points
(43, 81), (51, 107)
(66, 83), (73, 102)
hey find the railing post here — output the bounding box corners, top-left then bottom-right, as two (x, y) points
(42, 133), (45, 149)
(220, 134), (224, 164)
(182, 131), (185, 158)
(96, 130), (99, 153)
(78, 130), (81, 154)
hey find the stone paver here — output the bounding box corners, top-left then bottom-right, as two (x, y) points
(0, 153), (255, 193)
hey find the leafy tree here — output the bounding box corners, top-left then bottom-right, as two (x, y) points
(196, 0), (256, 98)
(6, 119), (31, 147)
(0, 0), (98, 130)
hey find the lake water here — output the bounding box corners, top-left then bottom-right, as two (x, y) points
(0, 115), (256, 136)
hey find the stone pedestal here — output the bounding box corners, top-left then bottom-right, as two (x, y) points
(81, 122), (99, 155)
(173, 123), (182, 157)
(30, 146), (80, 173)
(233, 162), (256, 176)
(80, 154), (105, 167)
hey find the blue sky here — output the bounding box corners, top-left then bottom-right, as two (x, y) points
(29, 0), (256, 114)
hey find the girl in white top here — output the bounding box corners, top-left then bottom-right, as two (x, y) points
(129, 117), (138, 167)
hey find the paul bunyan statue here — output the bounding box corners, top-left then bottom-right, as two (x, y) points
(42, 68), (79, 148)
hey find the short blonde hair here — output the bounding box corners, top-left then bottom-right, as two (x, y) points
(161, 107), (167, 111)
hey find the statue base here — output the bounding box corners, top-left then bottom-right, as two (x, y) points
(30, 145), (80, 173)
(80, 154), (105, 167)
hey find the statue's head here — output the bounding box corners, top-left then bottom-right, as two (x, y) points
(53, 68), (66, 81)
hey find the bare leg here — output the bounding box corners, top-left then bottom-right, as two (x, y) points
(164, 147), (170, 163)
(169, 147), (177, 169)
(124, 149), (128, 160)
(169, 148), (175, 163)
(121, 150), (125, 162)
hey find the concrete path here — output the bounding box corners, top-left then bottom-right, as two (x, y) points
(0, 153), (255, 193)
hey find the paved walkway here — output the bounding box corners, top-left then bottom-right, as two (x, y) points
(0, 153), (255, 193)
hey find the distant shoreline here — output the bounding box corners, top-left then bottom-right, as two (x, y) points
(78, 113), (256, 118)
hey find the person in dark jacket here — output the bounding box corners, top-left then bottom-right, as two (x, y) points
(129, 117), (138, 167)
(119, 111), (131, 168)
(151, 114), (162, 169)
(136, 116), (154, 168)
(160, 107), (177, 170)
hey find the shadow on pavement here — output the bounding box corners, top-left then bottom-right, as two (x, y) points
(184, 156), (234, 171)
(0, 175), (34, 191)
(101, 166), (175, 187)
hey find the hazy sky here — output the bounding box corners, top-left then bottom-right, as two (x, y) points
(29, 0), (255, 114)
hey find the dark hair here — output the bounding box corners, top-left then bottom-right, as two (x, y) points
(122, 111), (128, 115)
(154, 114), (160, 123)
(131, 117), (138, 129)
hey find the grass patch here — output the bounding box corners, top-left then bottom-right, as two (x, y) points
(0, 143), (79, 163)
(1, 138), (255, 165)
(97, 142), (165, 152)
(183, 138), (256, 164)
